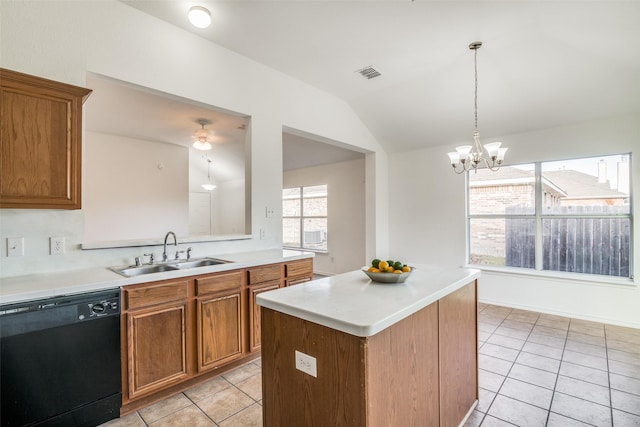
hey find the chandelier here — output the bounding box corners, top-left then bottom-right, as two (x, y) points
(448, 41), (507, 174)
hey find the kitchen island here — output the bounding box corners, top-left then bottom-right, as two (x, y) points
(257, 264), (480, 427)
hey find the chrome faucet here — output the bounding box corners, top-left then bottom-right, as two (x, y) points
(162, 231), (177, 262)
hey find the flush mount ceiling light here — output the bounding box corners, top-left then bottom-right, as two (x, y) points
(192, 118), (213, 150)
(188, 6), (211, 29)
(202, 158), (216, 191)
(448, 42), (508, 174)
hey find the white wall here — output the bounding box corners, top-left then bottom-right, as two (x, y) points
(84, 132), (189, 242)
(284, 159), (366, 275)
(216, 179), (246, 235)
(390, 114), (640, 328)
(0, 0), (387, 277)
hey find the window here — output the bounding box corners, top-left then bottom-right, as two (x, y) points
(467, 154), (632, 278)
(283, 184), (328, 251)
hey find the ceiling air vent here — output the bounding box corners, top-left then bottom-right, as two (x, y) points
(355, 66), (382, 80)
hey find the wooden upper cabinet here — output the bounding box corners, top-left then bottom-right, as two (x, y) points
(0, 68), (92, 209)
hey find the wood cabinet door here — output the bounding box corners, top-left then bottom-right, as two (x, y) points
(197, 292), (243, 372)
(249, 281), (280, 352)
(126, 302), (189, 400)
(438, 281), (478, 427)
(0, 68), (91, 209)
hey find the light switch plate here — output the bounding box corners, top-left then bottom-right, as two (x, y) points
(7, 237), (24, 257)
(295, 350), (317, 377)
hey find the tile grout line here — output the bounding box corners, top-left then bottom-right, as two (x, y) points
(183, 391), (220, 427)
(544, 315), (570, 427)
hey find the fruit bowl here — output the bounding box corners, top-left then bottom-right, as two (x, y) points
(362, 267), (413, 284)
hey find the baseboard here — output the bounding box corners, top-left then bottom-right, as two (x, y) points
(479, 298), (640, 329)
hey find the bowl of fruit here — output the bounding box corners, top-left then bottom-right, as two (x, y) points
(363, 259), (414, 283)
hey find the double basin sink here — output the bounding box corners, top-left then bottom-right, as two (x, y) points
(110, 257), (230, 278)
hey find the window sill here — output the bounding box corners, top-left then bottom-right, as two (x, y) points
(466, 264), (636, 287)
(283, 246), (328, 254)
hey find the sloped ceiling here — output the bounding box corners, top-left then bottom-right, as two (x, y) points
(120, 0), (640, 154)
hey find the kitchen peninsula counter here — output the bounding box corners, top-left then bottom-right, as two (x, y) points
(257, 264), (480, 427)
(0, 249), (312, 304)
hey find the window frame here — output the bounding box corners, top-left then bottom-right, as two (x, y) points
(465, 154), (634, 282)
(282, 184), (328, 252)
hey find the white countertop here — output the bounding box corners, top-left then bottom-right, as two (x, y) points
(257, 264), (480, 337)
(0, 249), (313, 305)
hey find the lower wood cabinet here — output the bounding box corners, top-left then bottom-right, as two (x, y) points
(249, 281), (280, 352)
(247, 264), (284, 353)
(120, 258), (312, 412)
(122, 279), (189, 401)
(196, 272), (245, 372)
(126, 303), (189, 399)
(284, 258), (313, 287)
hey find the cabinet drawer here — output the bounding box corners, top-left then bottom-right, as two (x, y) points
(285, 276), (312, 287)
(124, 280), (188, 310)
(196, 271), (243, 296)
(248, 264), (281, 285)
(285, 258), (313, 278)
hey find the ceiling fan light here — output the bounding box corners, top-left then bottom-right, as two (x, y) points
(193, 140), (212, 150)
(194, 128), (210, 139)
(188, 6), (211, 29)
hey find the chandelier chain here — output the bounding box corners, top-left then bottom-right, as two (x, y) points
(474, 47), (478, 132)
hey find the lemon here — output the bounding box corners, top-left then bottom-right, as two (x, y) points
(394, 270), (403, 274)
(378, 260), (389, 271)
(402, 265), (411, 273)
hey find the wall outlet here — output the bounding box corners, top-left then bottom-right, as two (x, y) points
(260, 228), (266, 240)
(50, 237), (65, 255)
(7, 237), (24, 257)
(295, 350), (317, 377)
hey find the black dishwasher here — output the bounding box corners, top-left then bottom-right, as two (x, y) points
(1, 289), (121, 427)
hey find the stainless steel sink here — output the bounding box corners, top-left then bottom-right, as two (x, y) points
(109, 257), (230, 277)
(175, 257), (229, 269)
(110, 264), (180, 277)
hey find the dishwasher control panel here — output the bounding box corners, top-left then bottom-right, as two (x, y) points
(78, 297), (120, 320)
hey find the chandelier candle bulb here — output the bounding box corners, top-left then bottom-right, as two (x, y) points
(447, 152), (460, 165)
(484, 142), (502, 158)
(456, 145), (472, 161)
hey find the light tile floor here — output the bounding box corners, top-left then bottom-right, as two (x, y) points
(102, 304), (640, 426)
(467, 303), (640, 427)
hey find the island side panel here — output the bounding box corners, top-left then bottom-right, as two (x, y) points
(438, 280), (478, 427)
(261, 308), (367, 427)
(366, 300), (440, 427)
